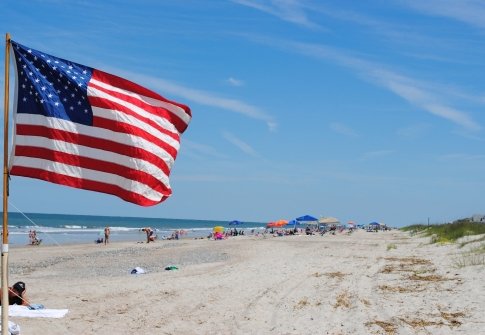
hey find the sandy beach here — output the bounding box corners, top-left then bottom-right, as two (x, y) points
(5, 229), (484, 335)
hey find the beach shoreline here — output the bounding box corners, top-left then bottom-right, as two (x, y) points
(5, 229), (484, 334)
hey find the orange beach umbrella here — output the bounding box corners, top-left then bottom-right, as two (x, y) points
(267, 219), (288, 228)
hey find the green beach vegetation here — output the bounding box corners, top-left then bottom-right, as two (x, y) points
(402, 218), (485, 267)
(386, 243), (397, 251)
(401, 218), (485, 244)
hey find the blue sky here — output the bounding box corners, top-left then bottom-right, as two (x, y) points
(1, 1), (484, 227)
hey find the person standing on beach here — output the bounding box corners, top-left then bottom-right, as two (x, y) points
(142, 227), (150, 243)
(104, 226), (111, 245)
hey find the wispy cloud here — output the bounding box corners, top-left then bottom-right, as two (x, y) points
(372, 69), (480, 131)
(118, 71), (277, 131)
(222, 131), (260, 157)
(313, 4), (480, 65)
(243, 35), (481, 131)
(226, 77), (245, 87)
(330, 122), (358, 137)
(232, 0), (322, 29)
(401, 1), (485, 30)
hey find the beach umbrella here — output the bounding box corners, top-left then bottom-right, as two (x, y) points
(276, 219), (288, 227)
(295, 215), (318, 222)
(287, 219), (300, 226)
(229, 220), (243, 225)
(369, 222), (380, 226)
(318, 217), (340, 224)
(213, 226), (225, 233)
(267, 219), (288, 228)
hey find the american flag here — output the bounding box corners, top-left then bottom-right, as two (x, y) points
(9, 40), (191, 206)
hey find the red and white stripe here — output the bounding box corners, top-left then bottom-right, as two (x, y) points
(10, 69), (191, 206)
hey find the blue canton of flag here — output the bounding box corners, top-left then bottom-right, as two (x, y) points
(14, 43), (94, 125)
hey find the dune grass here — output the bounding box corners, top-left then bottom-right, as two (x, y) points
(460, 235), (485, 248)
(401, 219), (485, 244)
(386, 243), (397, 251)
(452, 253), (485, 268)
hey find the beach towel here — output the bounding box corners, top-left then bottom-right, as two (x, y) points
(5, 305), (68, 318)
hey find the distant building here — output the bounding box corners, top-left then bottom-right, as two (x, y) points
(471, 214), (485, 223)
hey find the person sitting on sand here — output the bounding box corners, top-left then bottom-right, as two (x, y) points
(0, 281), (29, 306)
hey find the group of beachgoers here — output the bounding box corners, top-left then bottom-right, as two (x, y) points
(28, 229), (41, 245)
(151, 229), (188, 241)
(88, 223), (387, 245)
(89, 223), (389, 245)
(95, 226), (157, 244)
(206, 225), (368, 240)
(140, 227), (190, 242)
(93, 227), (193, 245)
(269, 225), (357, 236)
(96, 226), (158, 244)
(164, 229), (188, 240)
(95, 226), (111, 245)
(208, 228), (246, 240)
(266, 224), (393, 236)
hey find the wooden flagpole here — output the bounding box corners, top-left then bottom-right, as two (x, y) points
(2, 32), (11, 334)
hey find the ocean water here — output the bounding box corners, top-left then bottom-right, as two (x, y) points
(4, 212), (265, 246)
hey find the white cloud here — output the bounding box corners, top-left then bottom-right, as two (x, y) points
(232, 0), (321, 29)
(244, 36), (481, 131)
(222, 131), (260, 157)
(375, 72), (480, 131)
(401, 1), (485, 30)
(226, 77), (244, 87)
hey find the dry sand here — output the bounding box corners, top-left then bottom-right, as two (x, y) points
(5, 229), (485, 334)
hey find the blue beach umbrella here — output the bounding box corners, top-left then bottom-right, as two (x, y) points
(287, 219), (300, 226)
(229, 220), (243, 225)
(295, 215), (318, 222)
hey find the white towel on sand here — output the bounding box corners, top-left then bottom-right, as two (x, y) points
(4, 305), (68, 318)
